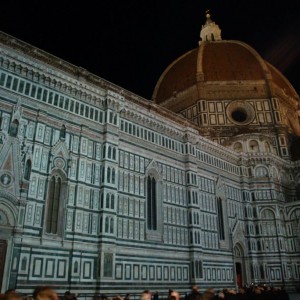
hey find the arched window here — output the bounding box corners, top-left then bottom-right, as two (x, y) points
(102, 146), (106, 159)
(189, 212), (192, 224)
(107, 167), (111, 183)
(100, 192), (104, 208)
(103, 253), (113, 277)
(24, 159), (32, 180)
(110, 217), (114, 234)
(111, 194), (115, 210)
(147, 176), (157, 230)
(99, 216), (103, 233)
(106, 194), (110, 208)
(234, 142), (243, 153)
(187, 191), (191, 204)
(112, 168), (115, 184)
(249, 140), (259, 152)
(105, 217), (109, 233)
(265, 142), (271, 153)
(9, 119), (19, 137)
(217, 197), (225, 240)
(112, 148), (116, 160)
(108, 146), (112, 159)
(46, 175), (62, 234)
(101, 166), (105, 183)
(109, 112), (113, 123)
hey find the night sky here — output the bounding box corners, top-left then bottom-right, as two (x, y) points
(1, 0), (299, 100)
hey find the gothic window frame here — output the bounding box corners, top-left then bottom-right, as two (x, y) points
(44, 170), (67, 237)
(147, 175), (157, 230)
(216, 178), (230, 249)
(145, 168), (163, 242)
(217, 197), (225, 241)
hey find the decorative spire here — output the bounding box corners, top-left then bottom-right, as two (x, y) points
(199, 10), (222, 44)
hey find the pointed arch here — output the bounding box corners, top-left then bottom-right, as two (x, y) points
(254, 165), (269, 178)
(215, 176), (229, 247)
(147, 175), (157, 230)
(145, 164), (163, 241)
(45, 170), (67, 236)
(0, 199), (17, 227)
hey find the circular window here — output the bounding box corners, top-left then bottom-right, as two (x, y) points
(0, 171), (13, 188)
(231, 109), (247, 122)
(226, 100), (255, 125)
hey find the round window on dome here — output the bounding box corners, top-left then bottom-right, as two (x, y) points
(226, 100), (255, 125)
(231, 109), (248, 123)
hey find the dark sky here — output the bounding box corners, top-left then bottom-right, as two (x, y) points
(1, 0), (300, 99)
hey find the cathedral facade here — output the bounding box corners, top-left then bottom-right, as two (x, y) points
(0, 13), (300, 295)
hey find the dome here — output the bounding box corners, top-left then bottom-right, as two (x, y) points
(152, 12), (300, 159)
(153, 40), (298, 111)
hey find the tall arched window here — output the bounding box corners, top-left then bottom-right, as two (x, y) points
(106, 194), (110, 208)
(46, 175), (62, 234)
(147, 176), (157, 230)
(99, 216), (103, 233)
(101, 166), (105, 183)
(105, 217), (109, 233)
(112, 168), (115, 184)
(110, 217), (114, 234)
(24, 159), (32, 180)
(107, 167), (111, 183)
(111, 194), (115, 209)
(217, 197), (225, 240)
(102, 146), (106, 159)
(112, 148), (116, 160)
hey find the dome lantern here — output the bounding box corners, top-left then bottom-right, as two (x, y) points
(199, 10), (222, 44)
